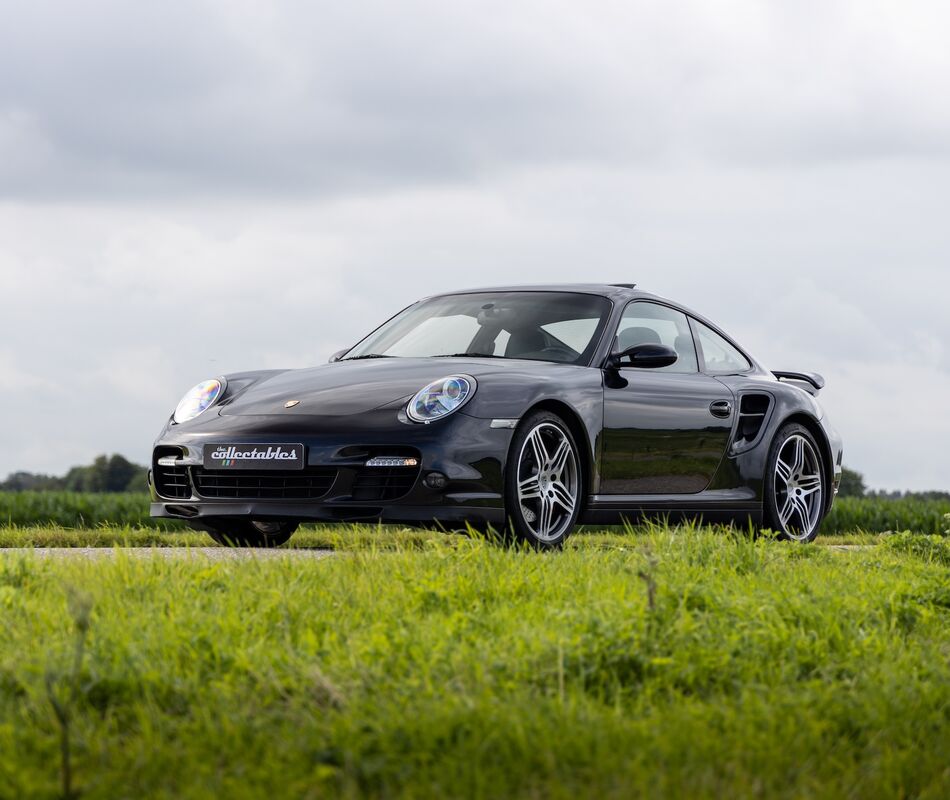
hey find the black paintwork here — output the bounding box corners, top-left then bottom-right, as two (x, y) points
(150, 284), (843, 530)
(601, 371), (734, 495)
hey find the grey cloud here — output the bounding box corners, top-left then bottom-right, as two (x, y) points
(3, 1), (950, 199)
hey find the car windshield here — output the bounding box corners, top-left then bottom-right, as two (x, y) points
(344, 292), (613, 365)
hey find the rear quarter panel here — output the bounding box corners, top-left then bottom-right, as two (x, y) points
(710, 374), (840, 511)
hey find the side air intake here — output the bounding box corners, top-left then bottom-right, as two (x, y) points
(731, 394), (773, 454)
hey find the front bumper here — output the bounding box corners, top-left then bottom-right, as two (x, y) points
(149, 409), (514, 527)
(150, 501), (506, 528)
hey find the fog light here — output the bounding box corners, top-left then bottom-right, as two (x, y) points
(424, 472), (448, 490)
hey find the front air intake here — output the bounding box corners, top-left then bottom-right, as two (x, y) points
(351, 465), (421, 501)
(191, 467), (338, 500)
(153, 447), (192, 499)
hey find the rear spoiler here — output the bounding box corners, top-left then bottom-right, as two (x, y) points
(772, 371), (825, 394)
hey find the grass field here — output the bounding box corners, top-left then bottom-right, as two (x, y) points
(2, 491), (949, 535)
(2, 524), (950, 798)
(0, 492), (181, 530)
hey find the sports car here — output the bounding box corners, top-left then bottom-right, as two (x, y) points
(150, 284), (843, 547)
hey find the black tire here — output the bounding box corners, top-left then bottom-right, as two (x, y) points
(504, 411), (583, 549)
(764, 423), (828, 542)
(205, 520), (298, 548)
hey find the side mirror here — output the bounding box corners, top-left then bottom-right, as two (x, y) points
(608, 343), (678, 370)
(329, 348), (350, 363)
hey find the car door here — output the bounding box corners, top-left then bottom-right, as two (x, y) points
(600, 301), (734, 494)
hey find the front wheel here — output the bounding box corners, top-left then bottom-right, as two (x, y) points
(205, 520), (298, 548)
(505, 411), (583, 548)
(764, 424), (828, 542)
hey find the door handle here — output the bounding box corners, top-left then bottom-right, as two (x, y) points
(709, 400), (732, 418)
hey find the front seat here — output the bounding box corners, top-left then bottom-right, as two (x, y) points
(506, 328), (547, 358)
(673, 333), (695, 369)
(617, 326), (661, 351)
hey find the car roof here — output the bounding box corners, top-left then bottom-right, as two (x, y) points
(426, 283), (704, 316)
(427, 283), (642, 302)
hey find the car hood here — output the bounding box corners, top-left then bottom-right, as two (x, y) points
(217, 357), (576, 417)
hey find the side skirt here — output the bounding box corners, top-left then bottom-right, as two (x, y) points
(582, 493), (762, 527)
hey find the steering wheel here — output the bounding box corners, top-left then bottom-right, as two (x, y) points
(539, 345), (578, 362)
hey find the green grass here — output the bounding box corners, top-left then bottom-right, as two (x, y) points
(823, 496), (950, 535)
(0, 491), (180, 530)
(1, 526), (949, 798)
(2, 490), (949, 535)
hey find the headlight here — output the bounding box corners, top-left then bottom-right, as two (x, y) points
(173, 379), (225, 424)
(407, 375), (476, 423)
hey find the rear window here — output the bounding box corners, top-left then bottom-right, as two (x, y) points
(693, 320), (751, 374)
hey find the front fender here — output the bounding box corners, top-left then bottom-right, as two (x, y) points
(461, 365), (605, 493)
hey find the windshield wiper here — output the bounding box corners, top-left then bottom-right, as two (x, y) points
(434, 352), (508, 359)
(341, 354), (396, 361)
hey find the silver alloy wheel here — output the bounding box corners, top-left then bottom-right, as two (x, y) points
(516, 422), (579, 542)
(774, 434), (824, 540)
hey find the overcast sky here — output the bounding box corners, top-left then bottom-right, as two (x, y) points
(1, 0), (948, 490)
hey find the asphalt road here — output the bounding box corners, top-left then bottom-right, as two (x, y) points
(1, 548), (338, 560)
(0, 545), (871, 560)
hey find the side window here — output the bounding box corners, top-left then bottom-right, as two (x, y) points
(615, 302), (698, 373)
(693, 320), (751, 374)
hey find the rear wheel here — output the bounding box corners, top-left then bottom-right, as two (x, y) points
(205, 520), (298, 548)
(764, 423), (827, 542)
(505, 411), (582, 548)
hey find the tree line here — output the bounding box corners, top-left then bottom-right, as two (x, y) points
(837, 467), (948, 501)
(0, 454), (148, 493)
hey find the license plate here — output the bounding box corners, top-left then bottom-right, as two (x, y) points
(204, 443), (305, 470)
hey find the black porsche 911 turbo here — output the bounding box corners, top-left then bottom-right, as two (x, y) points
(150, 284), (843, 548)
